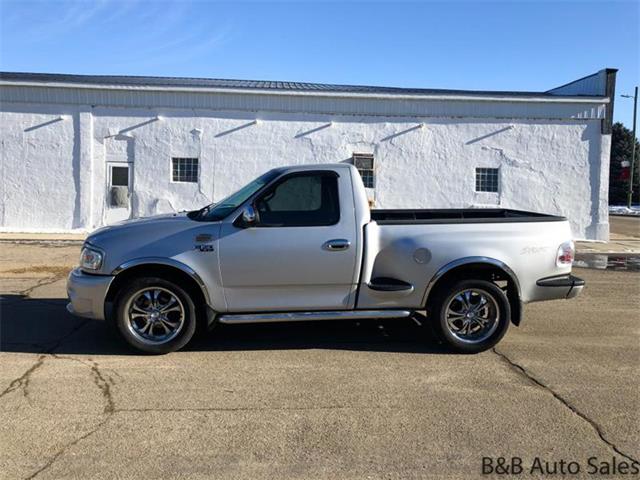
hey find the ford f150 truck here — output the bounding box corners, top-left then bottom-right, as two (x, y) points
(67, 163), (584, 354)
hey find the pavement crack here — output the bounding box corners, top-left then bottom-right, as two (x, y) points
(90, 360), (115, 414)
(49, 355), (116, 414)
(2, 313), (118, 480)
(0, 355), (46, 400)
(493, 347), (639, 464)
(23, 416), (113, 480)
(0, 296), (90, 404)
(17, 355), (118, 479)
(46, 319), (90, 353)
(18, 274), (66, 297)
(0, 319), (89, 356)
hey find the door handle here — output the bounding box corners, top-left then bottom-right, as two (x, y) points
(323, 239), (351, 251)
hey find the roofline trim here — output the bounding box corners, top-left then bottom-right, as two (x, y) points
(546, 67), (618, 94)
(0, 79), (610, 104)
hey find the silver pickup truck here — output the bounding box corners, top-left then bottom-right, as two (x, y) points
(67, 163), (584, 354)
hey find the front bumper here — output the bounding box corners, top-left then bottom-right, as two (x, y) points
(535, 274), (585, 300)
(66, 268), (114, 320)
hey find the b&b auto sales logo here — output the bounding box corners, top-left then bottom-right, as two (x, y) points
(482, 456), (639, 476)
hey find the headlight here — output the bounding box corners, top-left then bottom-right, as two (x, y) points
(80, 246), (104, 271)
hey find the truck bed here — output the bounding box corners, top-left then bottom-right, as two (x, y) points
(371, 208), (565, 225)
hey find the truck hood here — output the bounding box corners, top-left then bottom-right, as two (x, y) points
(86, 213), (193, 245)
(85, 212), (221, 275)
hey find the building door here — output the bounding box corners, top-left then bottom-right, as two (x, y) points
(105, 162), (132, 224)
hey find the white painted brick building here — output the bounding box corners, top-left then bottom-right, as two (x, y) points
(0, 69), (616, 239)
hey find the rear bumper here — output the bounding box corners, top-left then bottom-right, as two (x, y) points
(66, 268), (114, 320)
(535, 274), (585, 300)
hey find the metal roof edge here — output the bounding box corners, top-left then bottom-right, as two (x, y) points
(546, 68), (618, 95)
(0, 76), (609, 104)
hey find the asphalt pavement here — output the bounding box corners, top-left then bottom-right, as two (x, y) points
(0, 243), (638, 479)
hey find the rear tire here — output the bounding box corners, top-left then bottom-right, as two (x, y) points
(429, 279), (510, 353)
(114, 276), (197, 354)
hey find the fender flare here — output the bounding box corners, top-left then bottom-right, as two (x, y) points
(421, 256), (521, 306)
(111, 257), (212, 307)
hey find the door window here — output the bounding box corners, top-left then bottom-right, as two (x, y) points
(111, 166), (129, 187)
(255, 172), (340, 227)
(109, 165), (130, 207)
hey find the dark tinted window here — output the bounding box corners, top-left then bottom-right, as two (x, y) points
(111, 166), (129, 187)
(255, 173), (340, 227)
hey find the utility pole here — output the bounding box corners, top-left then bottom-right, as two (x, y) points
(622, 86), (638, 208)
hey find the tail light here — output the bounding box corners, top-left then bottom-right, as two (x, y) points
(556, 241), (575, 267)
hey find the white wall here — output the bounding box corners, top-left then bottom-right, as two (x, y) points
(1, 104), (79, 230)
(0, 102), (610, 240)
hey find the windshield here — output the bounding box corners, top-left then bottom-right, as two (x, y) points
(191, 170), (281, 221)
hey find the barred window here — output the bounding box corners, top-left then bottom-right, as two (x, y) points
(475, 168), (499, 193)
(352, 153), (374, 188)
(172, 157), (199, 183)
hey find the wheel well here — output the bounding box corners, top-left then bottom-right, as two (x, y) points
(105, 264), (208, 315)
(426, 263), (522, 326)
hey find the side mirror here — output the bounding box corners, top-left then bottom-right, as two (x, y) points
(240, 205), (257, 227)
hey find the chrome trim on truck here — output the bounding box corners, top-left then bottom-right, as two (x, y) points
(218, 309), (412, 324)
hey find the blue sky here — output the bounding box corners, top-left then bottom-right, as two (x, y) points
(1, 0), (638, 127)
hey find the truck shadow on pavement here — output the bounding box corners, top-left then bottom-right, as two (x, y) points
(0, 295), (450, 355)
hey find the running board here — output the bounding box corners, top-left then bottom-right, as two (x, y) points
(218, 309), (413, 324)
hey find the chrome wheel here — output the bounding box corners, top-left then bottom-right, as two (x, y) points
(444, 288), (500, 344)
(125, 287), (185, 345)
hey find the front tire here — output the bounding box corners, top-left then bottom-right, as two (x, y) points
(430, 279), (510, 353)
(114, 277), (197, 354)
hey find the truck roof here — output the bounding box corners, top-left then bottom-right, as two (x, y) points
(273, 163), (356, 174)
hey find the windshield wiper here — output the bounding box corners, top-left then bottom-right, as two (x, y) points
(189, 203), (213, 220)
(199, 204), (214, 218)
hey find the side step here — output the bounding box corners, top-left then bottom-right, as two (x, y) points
(218, 309), (412, 324)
